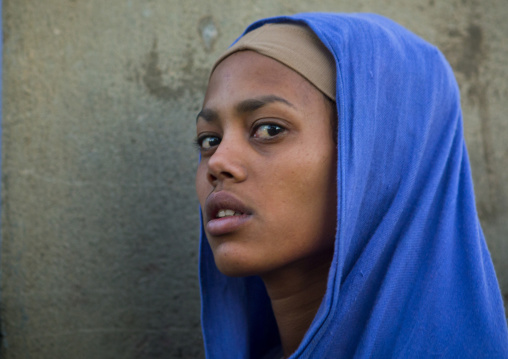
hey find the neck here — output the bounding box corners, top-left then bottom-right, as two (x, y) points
(261, 252), (333, 358)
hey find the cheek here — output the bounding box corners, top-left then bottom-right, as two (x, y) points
(195, 163), (211, 207)
(276, 147), (334, 194)
(262, 147), (336, 225)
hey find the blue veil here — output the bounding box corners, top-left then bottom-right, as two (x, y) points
(199, 13), (508, 358)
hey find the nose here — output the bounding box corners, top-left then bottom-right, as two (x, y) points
(206, 136), (247, 186)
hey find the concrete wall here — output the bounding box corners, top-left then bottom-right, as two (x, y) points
(2, 0), (507, 358)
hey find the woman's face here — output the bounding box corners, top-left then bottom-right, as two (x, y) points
(196, 51), (337, 277)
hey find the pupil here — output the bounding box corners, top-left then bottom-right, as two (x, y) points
(267, 125), (280, 136)
(203, 137), (220, 148)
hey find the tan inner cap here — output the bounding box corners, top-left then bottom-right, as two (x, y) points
(210, 23), (336, 101)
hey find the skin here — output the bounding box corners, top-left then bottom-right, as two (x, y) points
(195, 50), (337, 357)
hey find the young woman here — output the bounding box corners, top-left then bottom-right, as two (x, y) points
(195, 13), (508, 358)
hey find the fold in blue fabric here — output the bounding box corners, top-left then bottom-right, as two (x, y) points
(199, 13), (508, 358)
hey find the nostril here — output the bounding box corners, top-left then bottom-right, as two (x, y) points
(207, 172), (218, 184)
(207, 170), (234, 184)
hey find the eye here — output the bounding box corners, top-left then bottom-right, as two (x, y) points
(252, 124), (286, 140)
(197, 135), (221, 151)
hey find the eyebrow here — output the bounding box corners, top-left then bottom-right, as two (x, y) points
(196, 95), (294, 123)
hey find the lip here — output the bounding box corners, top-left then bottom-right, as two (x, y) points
(204, 191), (253, 236)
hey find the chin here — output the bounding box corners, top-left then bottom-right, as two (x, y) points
(211, 245), (270, 277)
(213, 255), (261, 277)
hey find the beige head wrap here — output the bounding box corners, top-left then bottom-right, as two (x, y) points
(211, 23), (336, 101)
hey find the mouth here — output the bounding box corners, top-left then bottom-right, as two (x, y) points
(205, 191), (252, 236)
(216, 209), (245, 218)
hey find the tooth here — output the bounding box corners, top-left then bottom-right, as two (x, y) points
(217, 209), (240, 218)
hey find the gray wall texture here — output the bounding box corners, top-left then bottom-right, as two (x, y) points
(1, 0), (507, 358)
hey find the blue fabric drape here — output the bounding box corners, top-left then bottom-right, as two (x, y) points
(199, 13), (508, 358)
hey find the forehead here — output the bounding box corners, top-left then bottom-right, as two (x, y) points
(203, 51), (322, 110)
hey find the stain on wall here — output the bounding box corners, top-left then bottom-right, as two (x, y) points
(198, 16), (219, 52)
(2, 1), (507, 358)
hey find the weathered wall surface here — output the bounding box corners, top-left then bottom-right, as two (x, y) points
(2, 0), (507, 358)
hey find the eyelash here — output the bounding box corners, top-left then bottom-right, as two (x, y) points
(194, 122), (287, 152)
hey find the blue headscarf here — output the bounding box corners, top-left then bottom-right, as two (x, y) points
(199, 13), (508, 358)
